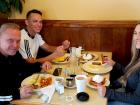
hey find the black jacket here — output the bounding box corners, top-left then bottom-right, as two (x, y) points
(0, 51), (41, 100)
(106, 63), (140, 105)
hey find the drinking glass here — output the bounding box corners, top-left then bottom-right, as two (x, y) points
(68, 55), (78, 74)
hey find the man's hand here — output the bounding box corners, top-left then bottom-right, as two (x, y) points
(20, 85), (34, 98)
(54, 45), (65, 57)
(41, 61), (52, 72)
(26, 57), (36, 64)
(62, 40), (70, 50)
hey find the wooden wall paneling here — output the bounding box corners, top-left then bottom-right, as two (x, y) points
(124, 27), (134, 62)
(79, 28), (101, 51)
(0, 18), (8, 26)
(2, 20), (137, 65)
(112, 28), (133, 65)
(7, 19), (25, 29)
(42, 20), (137, 66)
(100, 28), (113, 51)
(112, 28), (127, 64)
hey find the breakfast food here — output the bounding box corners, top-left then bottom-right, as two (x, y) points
(53, 56), (66, 62)
(33, 76), (52, 89)
(88, 64), (101, 70)
(83, 53), (93, 60)
(52, 54), (69, 62)
(21, 74), (53, 89)
(89, 75), (106, 87)
(21, 74), (39, 86)
(92, 61), (102, 65)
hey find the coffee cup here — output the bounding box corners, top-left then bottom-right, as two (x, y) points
(75, 75), (87, 93)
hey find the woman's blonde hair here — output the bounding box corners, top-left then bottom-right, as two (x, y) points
(123, 23), (140, 80)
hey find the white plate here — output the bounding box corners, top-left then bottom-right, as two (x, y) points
(87, 77), (110, 89)
(21, 73), (55, 90)
(82, 61), (112, 74)
(52, 53), (70, 64)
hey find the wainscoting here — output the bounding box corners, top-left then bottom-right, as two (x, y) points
(1, 20), (138, 66)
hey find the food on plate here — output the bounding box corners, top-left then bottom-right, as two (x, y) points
(33, 76), (52, 89)
(82, 53), (93, 60)
(92, 61), (102, 65)
(52, 54), (69, 62)
(21, 74), (39, 86)
(21, 74), (53, 89)
(89, 75), (106, 87)
(88, 64), (101, 70)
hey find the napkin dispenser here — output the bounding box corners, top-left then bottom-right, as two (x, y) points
(55, 77), (64, 94)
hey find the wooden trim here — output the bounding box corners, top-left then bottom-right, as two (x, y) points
(6, 19), (139, 27)
(43, 20), (138, 28)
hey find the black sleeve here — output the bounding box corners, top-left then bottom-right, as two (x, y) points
(15, 52), (42, 81)
(106, 68), (140, 104)
(110, 63), (125, 84)
(18, 60), (42, 81)
(105, 82), (140, 104)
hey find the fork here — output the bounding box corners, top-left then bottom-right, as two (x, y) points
(32, 74), (40, 85)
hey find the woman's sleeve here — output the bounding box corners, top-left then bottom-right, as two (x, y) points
(105, 72), (140, 104)
(105, 86), (140, 104)
(110, 63), (125, 83)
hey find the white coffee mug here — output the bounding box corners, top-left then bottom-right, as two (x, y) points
(75, 75), (87, 93)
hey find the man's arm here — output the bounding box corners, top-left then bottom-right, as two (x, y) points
(26, 45), (65, 63)
(26, 52), (62, 63)
(26, 40), (70, 63)
(40, 43), (57, 52)
(40, 40), (70, 52)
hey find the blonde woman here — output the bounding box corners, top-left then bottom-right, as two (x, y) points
(97, 24), (140, 105)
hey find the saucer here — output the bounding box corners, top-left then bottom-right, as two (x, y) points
(76, 92), (89, 101)
(64, 82), (76, 89)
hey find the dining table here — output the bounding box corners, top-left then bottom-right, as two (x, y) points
(12, 51), (112, 105)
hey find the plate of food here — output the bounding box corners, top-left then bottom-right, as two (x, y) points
(87, 75), (110, 89)
(80, 53), (98, 63)
(21, 73), (55, 91)
(82, 61), (112, 74)
(52, 53), (70, 64)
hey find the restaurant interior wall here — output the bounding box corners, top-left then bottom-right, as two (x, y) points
(9, 0), (140, 20)
(1, 0), (139, 66)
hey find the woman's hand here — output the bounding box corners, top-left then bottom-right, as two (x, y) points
(97, 85), (106, 97)
(20, 85), (34, 98)
(103, 57), (116, 66)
